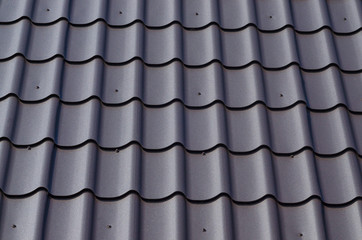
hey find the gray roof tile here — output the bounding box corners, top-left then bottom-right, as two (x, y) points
(0, 0), (361, 33)
(0, 141), (361, 204)
(0, 21), (361, 69)
(1, 97), (362, 154)
(1, 58), (361, 110)
(0, 0), (361, 238)
(0, 191), (361, 240)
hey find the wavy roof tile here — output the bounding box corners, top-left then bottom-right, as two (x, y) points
(0, 0), (361, 239)
(1, 21), (361, 69)
(0, 0), (361, 32)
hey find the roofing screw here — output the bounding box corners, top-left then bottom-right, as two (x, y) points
(107, 225), (112, 229)
(344, 17), (347, 21)
(119, 11), (123, 14)
(280, 93), (283, 97)
(115, 149), (120, 153)
(291, 155), (294, 158)
(195, 12), (199, 16)
(202, 228), (207, 232)
(36, 85), (40, 89)
(27, 146), (31, 150)
(197, 92), (201, 96)
(11, 224), (16, 229)
(269, 15), (273, 19)
(115, 89), (119, 92)
(299, 233), (303, 237)
(46, 8), (50, 12)
(202, 152), (206, 156)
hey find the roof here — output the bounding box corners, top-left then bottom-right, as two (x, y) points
(0, 0), (361, 239)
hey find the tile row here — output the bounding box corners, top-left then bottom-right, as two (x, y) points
(1, 57), (361, 111)
(0, 191), (361, 240)
(0, 20), (361, 69)
(0, 0), (360, 33)
(1, 96), (362, 154)
(0, 141), (361, 204)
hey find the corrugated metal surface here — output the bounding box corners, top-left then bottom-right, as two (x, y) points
(0, 140), (361, 204)
(0, 0), (361, 239)
(1, 97), (362, 153)
(0, 191), (361, 240)
(0, 0), (361, 32)
(1, 57), (362, 110)
(1, 20), (361, 69)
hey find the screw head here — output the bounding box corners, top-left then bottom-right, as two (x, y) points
(27, 146), (31, 150)
(46, 8), (50, 11)
(195, 12), (199, 16)
(107, 225), (112, 229)
(12, 224), (16, 229)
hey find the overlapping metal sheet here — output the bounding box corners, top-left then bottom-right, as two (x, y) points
(0, 140), (361, 204)
(0, 0), (361, 239)
(1, 97), (362, 153)
(0, 191), (361, 240)
(1, 20), (361, 69)
(1, 58), (362, 110)
(0, 0), (361, 33)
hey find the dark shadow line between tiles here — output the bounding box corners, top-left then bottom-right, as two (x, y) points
(0, 54), (361, 74)
(1, 137), (361, 158)
(2, 94), (362, 115)
(1, 188), (361, 208)
(0, 16), (361, 36)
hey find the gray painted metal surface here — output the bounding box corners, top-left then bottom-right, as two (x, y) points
(0, 20), (361, 69)
(0, 0), (361, 33)
(1, 57), (362, 110)
(0, 140), (361, 204)
(0, 192), (361, 240)
(0, 0), (361, 239)
(1, 97), (362, 153)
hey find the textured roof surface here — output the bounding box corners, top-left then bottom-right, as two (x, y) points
(0, 0), (361, 239)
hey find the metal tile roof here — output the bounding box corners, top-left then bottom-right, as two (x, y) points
(0, 0), (361, 32)
(0, 0), (361, 239)
(1, 20), (362, 69)
(1, 58), (362, 110)
(0, 192), (361, 240)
